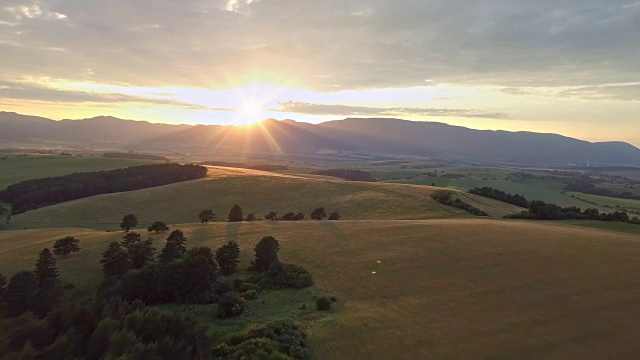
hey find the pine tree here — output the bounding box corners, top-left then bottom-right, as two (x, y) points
(5, 271), (39, 317)
(128, 238), (156, 269)
(121, 232), (142, 249)
(228, 205), (243, 222)
(158, 230), (187, 264)
(216, 240), (240, 275)
(100, 242), (131, 278)
(35, 248), (59, 283)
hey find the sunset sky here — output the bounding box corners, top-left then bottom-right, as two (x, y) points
(1, 1), (639, 145)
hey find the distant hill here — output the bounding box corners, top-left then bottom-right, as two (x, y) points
(1, 112), (639, 166)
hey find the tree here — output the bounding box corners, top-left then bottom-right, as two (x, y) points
(158, 230), (187, 264)
(311, 207), (327, 220)
(0, 272), (6, 297)
(52, 236), (80, 257)
(30, 277), (60, 317)
(328, 212), (341, 220)
(120, 214), (138, 232)
(121, 232), (142, 249)
(216, 240), (240, 275)
(128, 238), (156, 269)
(35, 248), (59, 283)
(198, 209), (216, 224)
(264, 211), (278, 221)
(228, 205), (244, 222)
(217, 292), (246, 318)
(245, 213), (256, 222)
(5, 271), (39, 317)
(147, 221), (169, 233)
(316, 296), (332, 311)
(280, 212), (296, 221)
(100, 242), (131, 278)
(250, 236), (280, 272)
(294, 212), (305, 221)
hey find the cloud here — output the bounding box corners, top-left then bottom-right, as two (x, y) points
(273, 101), (510, 119)
(0, 80), (208, 109)
(0, 1), (638, 92)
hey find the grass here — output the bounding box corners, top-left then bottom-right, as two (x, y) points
(0, 151), (153, 190)
(558, 220), (640, 235)
(7, 166), (522, 230)
(1, 220), (639, 359)
(566, 191), (640, 213)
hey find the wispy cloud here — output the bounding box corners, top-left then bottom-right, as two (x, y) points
(273, 101), (509, 119)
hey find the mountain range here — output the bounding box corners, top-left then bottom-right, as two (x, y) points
(1, 111), (639, 166)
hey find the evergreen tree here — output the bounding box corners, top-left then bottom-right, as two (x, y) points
(250, 236), (280, 272)
(228, 205), (244, 222)
(52, 236), (80, 257)
(100, 242), (131, 278)
(30, 277), (60, 317)
(121, 232), (142, 249)
(215, 240), (240, 275)
(5, 271), (39, 317)
(0, 272), (7, 297)
(128, 238), (156, 269)
(120, 214), (138, 232)
(158, 230), (187, 264)
(311, 207), (327, 220)
(198, 209), (216, 224)
(35, 248), (59, 283)
(147, 221), (169, 233)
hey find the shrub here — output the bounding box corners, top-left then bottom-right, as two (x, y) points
(226, 320), (310, 359)
(217, 292), (247, 318)
(316, 296), (332, 311)
(264, 262), (314, 289)
(241, 290), (258, 300)
(328, 212), (341, 220)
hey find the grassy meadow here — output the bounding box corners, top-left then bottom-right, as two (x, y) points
(7, 166), (524, 230)
(1, 220), (639, 359)
(0, 151), (154, 190)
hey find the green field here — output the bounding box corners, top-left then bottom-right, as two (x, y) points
(1, 220), (639, 359)
(566, 191), (640, 214)
(6, 166), (523, 230)
(0, 151), (154, 190)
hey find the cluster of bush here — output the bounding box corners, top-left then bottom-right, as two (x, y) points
(310, 168), (376, 182)
(506, 200), (640, 224)
(469, 187), (530, 208)
(431, 191), (489, 216)
(0, 163), (207, 214)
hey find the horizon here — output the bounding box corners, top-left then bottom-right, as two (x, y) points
(1, 1), (639, 146)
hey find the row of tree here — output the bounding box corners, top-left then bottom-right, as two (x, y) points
(469, 187), (530, 208)
(507, 200), (640, 223)
(564, 179), (640, 200)
(431, 191), (489, 216)
(0, 163), (208, 214)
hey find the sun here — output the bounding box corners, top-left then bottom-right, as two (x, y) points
(237, 101), (266, 126)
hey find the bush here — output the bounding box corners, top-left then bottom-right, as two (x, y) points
(217, 292), (247, 318)
(226, 320), (310, 359)
(316, 296), (332, 311)
(241, 290), (258, 300)
(264, 262), (314, 289)
(328, 212), (341, 220)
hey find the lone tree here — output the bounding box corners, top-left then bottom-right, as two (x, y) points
(215, 240), (240, 275)
(311, 207), (327, 220)
(147, 221), (169, 233)
(250, 236), (280, 272)
(35, 248), (59, 283)
(120, 213), (138, 232)
(264, 211), (278, 221)
(100, 242), (131, 278)
(53, 236), (80, 257)
(228, 205), (244, 222)
(198, 209), (216, 224)
(328, 211), (341, 220)
(159, 229), (188, 264)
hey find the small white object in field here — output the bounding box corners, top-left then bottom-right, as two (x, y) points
(371, 271), (377, 274)
(376, 260), (381, 264)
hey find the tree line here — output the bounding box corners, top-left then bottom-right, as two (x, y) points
(469, 187), (530, 208)
(200, 161), (289, 172)
(431, 190), (489, 216)
(506, 200), (640, 224)
(0, 163), (207, 214)
(564, 180), (640, 200)
(197, 205), (341, 223)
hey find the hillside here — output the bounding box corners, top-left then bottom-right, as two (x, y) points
(1, 219), (639, 358)
(6, 166), (523, 230)
(3, 112), (640, 166)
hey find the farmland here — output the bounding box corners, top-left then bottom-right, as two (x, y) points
(1, 219), (639, 359)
